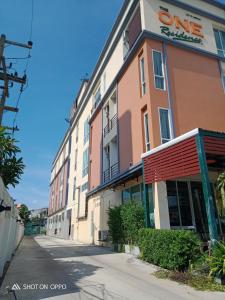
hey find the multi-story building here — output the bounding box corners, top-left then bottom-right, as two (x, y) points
(47, 130), (71, 238)
(48, 0), (225, 244)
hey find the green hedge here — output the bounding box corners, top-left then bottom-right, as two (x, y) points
(121, 202), (145, 244)
(138, 228), (201, 271)
(108, 202), (145, 245)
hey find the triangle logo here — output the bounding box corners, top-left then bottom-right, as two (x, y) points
(11, 283), (21, 290)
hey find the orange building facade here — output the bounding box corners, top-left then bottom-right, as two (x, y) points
(47, 0), (225, 244)
(88, 0), (225, 244)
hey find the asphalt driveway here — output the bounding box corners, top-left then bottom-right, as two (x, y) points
(0, 235), (224, 300)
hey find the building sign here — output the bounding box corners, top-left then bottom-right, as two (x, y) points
(158, 11), (204, 44)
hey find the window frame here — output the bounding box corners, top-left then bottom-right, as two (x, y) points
(143, 111), (150, 152)
(214, 28), (225, 58)
(93, 86), (101, 108)
(152, 50), (166, 91)
(139, 57), (146, 96)
(220, 62), (225, 93)
(82, 148), (89, 177)
(158, 107), (172, 144)
(74, 148), (78, 170)
(73, 177), (76, 201)
(83, 117), (90, 145)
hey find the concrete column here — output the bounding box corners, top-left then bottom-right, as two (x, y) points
(154, 181), (170, 229)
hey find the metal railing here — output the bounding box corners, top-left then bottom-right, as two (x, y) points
(111, 162), (119, 179)
(103, 168), (110, 183)
(103, 162), (119, 183)
(103, 113), (117, 137)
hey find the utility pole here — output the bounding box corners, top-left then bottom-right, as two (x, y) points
(0, 34), (32, 127)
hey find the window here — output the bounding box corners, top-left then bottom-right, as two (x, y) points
(82, 182), (88, 192)
(223, 69), (225, 91)
(82, 148), (89, 177)
(74, 149), (78, 170)
(143, 112), (150, 151)
(73, 177), (76, 201)
(214, 29), (225, 58)
(59, 170), (64, 208)
(159, 108), (171, 144)
(103, 72), (106, 94)
(221, 64), (225, 92)
(83, 117), (90, 145)
(94, 87), (101, 108)
(139, 57), (146, 96)
(122, 183), (143, 205)
(167, 181), (194, 228)
(152, 50), (165, 90)
(75, 122), (79, 143)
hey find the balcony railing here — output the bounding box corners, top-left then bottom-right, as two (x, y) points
(103, 162), (119, 183)
(103, 168), (110, 183)
(111, 162), (119, 179)
(103, 113), (117, 137)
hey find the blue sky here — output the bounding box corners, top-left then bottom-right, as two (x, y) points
(1, 0), (225, 210)
(1, 0), (123, 209)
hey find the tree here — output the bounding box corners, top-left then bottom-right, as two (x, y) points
(19, 204), (30, 224)
(0, 127), (25, 187)
(216, 171), (225, 217)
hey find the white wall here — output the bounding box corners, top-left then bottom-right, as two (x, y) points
(0, 177), (24, 277)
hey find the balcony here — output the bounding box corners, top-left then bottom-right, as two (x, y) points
(103, 113), (117, 137)
(103, 162), (119, 183)
(103, 114), (118, 147)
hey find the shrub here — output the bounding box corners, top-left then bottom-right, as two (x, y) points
(121, 202), (145, 244)
(138, 228), (201, 271)
(108, 206), (124, 244)
(208, 241), (225, 278)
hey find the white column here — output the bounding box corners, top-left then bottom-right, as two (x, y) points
(154, 181), (170, 229)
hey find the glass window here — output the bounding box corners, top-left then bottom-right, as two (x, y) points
(177, 182), (193, 226)
(76, 122), (79, 143)
(74, 149), (78, 170)
(152, 50), (165, 90)
(131, 185), (142, 203)
(82, 148), (89, 177)
(139, 57), (146, 96)
(73, 177), (76, 201)
(122, 189), (131, 203)
(82, 182), (88, 192)
(159, 108), (171, 144)
(167, 181), (180, 227)
(94, 87), (101, 108)
(83, 117), (90, 145)
(221, 67), (225, 92)
(214, 29), (225, 58)
(122, 184), (143, 205)
(167, 181), (194, 228)
(144, 112), (150, 151)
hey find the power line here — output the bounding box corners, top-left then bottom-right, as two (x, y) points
(11, 0), (34, 134)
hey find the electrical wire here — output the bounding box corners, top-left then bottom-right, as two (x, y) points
(11, 0), (34, 135)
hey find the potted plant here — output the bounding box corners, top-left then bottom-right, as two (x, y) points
(208, 241), (225, 285)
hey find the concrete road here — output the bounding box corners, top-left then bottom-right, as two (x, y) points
(0, 236), (224, 300)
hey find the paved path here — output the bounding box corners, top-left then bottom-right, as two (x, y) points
(0, 236), (224, 300)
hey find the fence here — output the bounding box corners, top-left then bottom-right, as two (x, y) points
(0, 177), (24, 278)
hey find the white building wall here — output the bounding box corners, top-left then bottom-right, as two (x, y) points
(0, 177), (24, 277)
(178, 0), (225, 19)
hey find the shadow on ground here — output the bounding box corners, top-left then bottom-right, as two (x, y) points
(0, 236), (125, 300)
